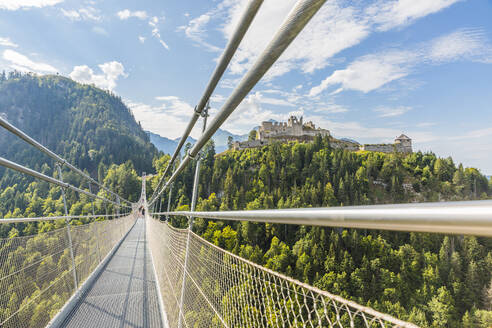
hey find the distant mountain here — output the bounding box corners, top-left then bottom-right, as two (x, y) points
(211, 129), (248, 153)
(147, 128), (248, 154)
(147, 131), (196, 155)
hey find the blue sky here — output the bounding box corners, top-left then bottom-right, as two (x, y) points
(1, 0), (492, 173)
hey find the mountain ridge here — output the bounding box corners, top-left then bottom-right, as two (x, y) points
(147, 128), (248, 154)
(0, 73), (158, 181)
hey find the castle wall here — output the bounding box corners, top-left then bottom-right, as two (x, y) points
(331, 141), (360, 151)
(233, 139), (268, 151)
(359, 143), (412, 153)
(360, 144), (396, 153)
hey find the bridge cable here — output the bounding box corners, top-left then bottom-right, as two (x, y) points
(0, 156), (126, 208)
(0, 116), (132, 206)
(150, 0), (327, 205)
(148, 0), (264, 204)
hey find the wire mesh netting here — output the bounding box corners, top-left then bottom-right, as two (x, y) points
(148, 217), (418, 328)
(0, 214), (136, 328)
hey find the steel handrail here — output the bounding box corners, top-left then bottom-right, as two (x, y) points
(149, 0), (264, 204)
(0, 213), (130, 224)
(0, 156), (130, 208)
(151, 0), (327, 204)
(0, 117), (131, 205)
(153, 199), (492, 237)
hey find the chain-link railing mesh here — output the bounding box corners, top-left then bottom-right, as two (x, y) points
(0, 214), (136, 328)
(148, 218), (418, 328)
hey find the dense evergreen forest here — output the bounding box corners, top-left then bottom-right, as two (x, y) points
(2, 71), (492, 327)
(0, 71), (157, 194)
(0, 71), (158, 219)
(0, 72), (153, 326)
(148, 136), (492, 327)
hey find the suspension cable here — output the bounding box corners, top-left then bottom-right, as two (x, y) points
(0, 116), (132, 205)
(149, 0), (264, 204)
(150, 0), (327, 205)
(0, 213), (129, 224)
(0, 156), (129, 208)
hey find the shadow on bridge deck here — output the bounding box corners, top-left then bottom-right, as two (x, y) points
(61, 218), (163, 328)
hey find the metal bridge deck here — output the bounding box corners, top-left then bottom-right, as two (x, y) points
(62, 218), (163, 328)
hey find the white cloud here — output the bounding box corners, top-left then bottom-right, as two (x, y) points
(374, 106), (412, 117)
(0, 37), (17, 48)
(138, 36), (146, 43)
(2, 49), (57, 73)
(182, 0), (460, 80)
(428, 28), (492, 63)
(251, 91), (294, 107)
(149, 16), (169, 50)
(61, 7), (100, 21)
(314, 102), (349, 114)
(310, 28), (492, 96)
(450, 127), (492, 140)
(366, 0), (462, 32)
(127, 97), (202, 139)
(178, 14), (221, 52)
(220, 0), (370, 78)
(220, 93), (291, 134)
(0, 0), (63, 10)
(69, 61), (126, 90)
(310, 50), (416, 96)
(117, 9), (147, 20)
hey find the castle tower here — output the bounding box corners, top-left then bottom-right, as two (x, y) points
(394, 134), (412, 153)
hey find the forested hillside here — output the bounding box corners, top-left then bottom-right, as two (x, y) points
(149, 136), (492, 327)
(0, 71), (157, 184)
(0, 71), (156, 221)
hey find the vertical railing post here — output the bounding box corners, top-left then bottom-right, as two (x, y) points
(177, 102), (209, 328)
(56, 164), (78, 290)
(166, 183), (173, 221)
(88, 182), (95, 216)
(88, 182), (102, 262)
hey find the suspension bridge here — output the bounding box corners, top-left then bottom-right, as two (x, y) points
(1, 0), (492, 327)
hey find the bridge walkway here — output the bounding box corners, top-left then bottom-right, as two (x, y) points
(61, 217), (164, 328)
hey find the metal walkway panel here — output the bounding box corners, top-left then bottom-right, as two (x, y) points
(62, 218), (163, 328)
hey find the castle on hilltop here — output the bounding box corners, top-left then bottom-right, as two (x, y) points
(258, 116), (330, 141)
(232, 116), (412, 154)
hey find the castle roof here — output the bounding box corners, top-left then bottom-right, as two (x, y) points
(396, 134), (411, 140)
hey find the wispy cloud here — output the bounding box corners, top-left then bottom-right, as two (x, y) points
(2, 49), (57, 73)
(178, 14), (221, 52)
(427, 28), (492, 63)
(250, 91), (294, 107)
(0, 0), (63, 10)
(61, 7), (101, 21)
(149, 16), (169, 50)
(181, 0), (461, 80)
(450, 127), (492, 140)
(138, 36), (146, 43)
(0, 37), (17, 48)
(310, 50), (415, 96)
(117, 9), (147, 20)
(374, 106), (412, 117)
(310, 28), (492, 96)
(366, 0), (462, 32)
(69, 61), (126, 90)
